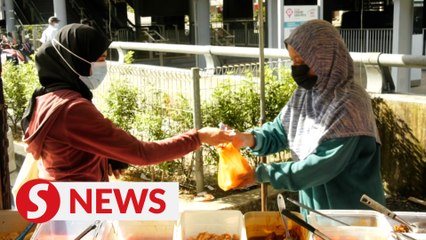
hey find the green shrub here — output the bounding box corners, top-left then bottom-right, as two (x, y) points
(202, 66), (295, 131)
(103, 78), (140, 133)
(201, 65), (296, 164)
(124, 50), (135, 64)
(2, 59), (39, 139)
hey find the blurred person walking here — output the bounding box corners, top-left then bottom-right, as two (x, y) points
(40, 16), (60, 44)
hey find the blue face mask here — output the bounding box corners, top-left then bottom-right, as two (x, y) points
(51, 39), (107, 90)
(291, 64), (317, 90)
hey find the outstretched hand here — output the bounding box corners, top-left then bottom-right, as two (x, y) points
(197, 127), (234, 146)
(232, 131), (255, 148)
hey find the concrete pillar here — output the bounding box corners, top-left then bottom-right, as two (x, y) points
(392, 0), (413, 93)
(267, 0), (284, 49)
(190, 0), (210, 68)
(4, 0), (15, 34)
(54, 0), (67, 27)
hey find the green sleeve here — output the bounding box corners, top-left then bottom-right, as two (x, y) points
(255, 137), (359, 190)
(249, 112), (289, 155)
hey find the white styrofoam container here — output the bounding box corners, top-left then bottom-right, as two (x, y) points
(384, 211), (426, 240)
(178, 210), (246, 240)
(307, 210), (393, 240)
(113, 220), (176, 240)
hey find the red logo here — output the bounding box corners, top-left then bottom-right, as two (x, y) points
(16, 179), (60, 223)
(16, 181), (178, 222)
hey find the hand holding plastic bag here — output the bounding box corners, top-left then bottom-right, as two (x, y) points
(217, 142), (254, 191)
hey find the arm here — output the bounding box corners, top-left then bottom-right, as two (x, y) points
(256, 137), (359, 191)
(63, 100), (229, 165)
(39, 31), (47, 44)
(233, 112), (289, 155)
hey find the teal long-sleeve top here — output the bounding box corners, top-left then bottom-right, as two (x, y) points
(250, 113), (385, 216)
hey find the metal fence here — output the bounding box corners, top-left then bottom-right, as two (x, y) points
(340, 28), (393, 53)
(91, 60), (291, 190)
(94, 60), (292, 113)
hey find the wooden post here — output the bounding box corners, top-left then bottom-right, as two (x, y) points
(257, 0), (268, 211)
(0, 78), (12, 210)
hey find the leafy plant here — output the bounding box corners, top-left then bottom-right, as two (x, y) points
(201, 65), (296, 164)
(2, 59), (39, 139)
(103, 78), (139, 133)
(124, 50), (135, 64)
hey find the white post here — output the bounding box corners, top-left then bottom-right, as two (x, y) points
(268, 0), (284, 49)
(4, 0), (15, 34)
(54, 0), (68, 27)
(191, 0), (210, 68)
(317, 0), (323, 19)
(392, 0), (413, 93)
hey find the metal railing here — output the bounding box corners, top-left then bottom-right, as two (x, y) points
(93, 59), (291, 192)
(340, 28), (393, 53)
(100, 42), (426, 194)
(110, 21), (416, 55)
(109, 41), (426, 94)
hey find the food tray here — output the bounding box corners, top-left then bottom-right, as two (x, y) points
(31, 220), (112, 240)
(307, 210), (392, 240)
(244, 211), (309, 240)
(384, 211), (426, 240)
(0, 210), (35, 240)
(113, 220), (176, 240)
(178, 210), (246, 240)
(308, 209), (390, 227)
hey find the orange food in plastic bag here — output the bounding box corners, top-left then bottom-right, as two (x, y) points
(217, 142), (254, 191)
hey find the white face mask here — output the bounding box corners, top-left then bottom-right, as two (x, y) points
(52, 39), (108, 90)
(79, 62), (107, 90)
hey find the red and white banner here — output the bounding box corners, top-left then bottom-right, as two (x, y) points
(16, 179), (179, 223)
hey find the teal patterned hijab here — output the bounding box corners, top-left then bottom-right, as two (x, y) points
(282, 19), (380, 161)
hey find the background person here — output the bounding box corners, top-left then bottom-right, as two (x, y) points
(39, 16), (60, 44)
(80, 18), (92, 26)
(21, 23), (233, 182)
(230, 19), (386, 215)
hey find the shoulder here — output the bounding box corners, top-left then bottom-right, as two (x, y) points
(38, 90), (89, 111)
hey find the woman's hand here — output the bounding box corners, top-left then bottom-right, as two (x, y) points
(232, 131), (256, 149)
(108, 164), (125, 179)
(197, 127), (234, 146)
(197, 126), (256, 148)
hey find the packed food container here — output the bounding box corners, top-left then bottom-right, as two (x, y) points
(178, 210), (246, 240)
(244, 211), (309, 240)
(113, 220), (176, 240)
(0, 210), (36, 240)
(4, 208), (424, 239)
(31, 220), (113, 240)
(384, 211), (426, 240)
(307, 210), (393, 240)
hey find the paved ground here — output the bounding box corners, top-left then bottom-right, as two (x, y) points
(411, 70), (426, 95)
